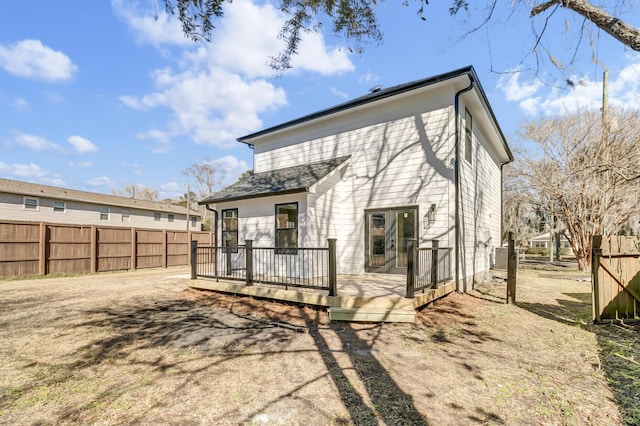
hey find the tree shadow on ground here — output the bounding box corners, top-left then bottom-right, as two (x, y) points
(594, 322), (640, 425)
(517, 292), (640, 425)
(305, 321), (429, 425)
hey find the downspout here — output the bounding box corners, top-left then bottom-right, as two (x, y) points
(454, 77), (474, 292)
(205, 204), (218, 245)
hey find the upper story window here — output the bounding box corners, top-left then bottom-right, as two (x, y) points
(464, 108), (473, 163)
(122, 209), (131, 222)
(191, 216), (197, 228)
(100, 207), (110, 221)
(53, 201), (66, 213)
(168, 214), (175, 222)
(222, 209), (237, 246)
(154, 212), (161, 221)
(23, 197), (39, 211)
(275, 203), (298, 253)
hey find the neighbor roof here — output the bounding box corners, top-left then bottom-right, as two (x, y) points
(238, 65), (512, 163)
(200, 156), (351, 204)
(0, 178), (201, 216)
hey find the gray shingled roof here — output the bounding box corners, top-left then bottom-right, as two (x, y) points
(200, 156), (351, 204)
(0, 178), (201, 216)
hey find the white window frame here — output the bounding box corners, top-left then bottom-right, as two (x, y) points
(154, 212), (161, 221)
(23, 197), (39, 211)
(191, 216), (197, 228)
(168, 214), (175, 222)
(100, 207), (110, 221)
(53, 201), (66, 213)
(122, 209), (131, 223)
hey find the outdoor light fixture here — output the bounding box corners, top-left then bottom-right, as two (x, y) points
(424, 203), (437, 227)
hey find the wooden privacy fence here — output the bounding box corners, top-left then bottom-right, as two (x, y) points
(591, 235), (640, 322)
(0, 220), (214, 278)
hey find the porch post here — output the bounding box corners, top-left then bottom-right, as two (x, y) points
(431, 240), (439, 288)
(406, 238), (416, 298)
(225, 239), (232, 276)
(245, 240), (253, 286)
(328, 238), (337, 296)
(190, 240), (197, 279)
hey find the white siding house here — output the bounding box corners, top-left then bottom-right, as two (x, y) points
(0, 178), (202, 231)
(200, 67), (513, 291)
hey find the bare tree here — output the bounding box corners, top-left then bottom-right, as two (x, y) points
(502, 161), (541, 248)
(518, 109), (640, 270)
(182, 157), (226, 199)
(112, 184), (158, 201)
(160, 0), (640, 71)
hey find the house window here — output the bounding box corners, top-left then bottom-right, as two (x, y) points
(100, 207), (110, 221)
(23, 197), (39, 211)
(53, 201), (66, 213)
(168, 214), (175, 222)
(122, 209), (131, 222)
(154, 212), (161, 221)
(222, 209), (238, 247)
(464, 108), (472, 163)
(275, 203), (298, 253)
(191, 217), (197, 228)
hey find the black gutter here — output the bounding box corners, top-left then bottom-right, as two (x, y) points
(205, 204), (218, 245)
(454, 77), (475, 293)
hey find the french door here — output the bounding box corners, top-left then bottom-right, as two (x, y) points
(365, 207), (417, 274)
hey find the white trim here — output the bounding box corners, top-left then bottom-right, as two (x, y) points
(53, 201), (66, 213)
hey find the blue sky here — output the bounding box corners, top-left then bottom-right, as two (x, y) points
(1, 1), (639, 200)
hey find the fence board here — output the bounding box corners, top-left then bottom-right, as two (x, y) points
(592, 235), (640, 322)
(0, 220), (213, 278)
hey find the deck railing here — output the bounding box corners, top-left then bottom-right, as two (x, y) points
(406, 240), (453, 298)
(190, 239), (337, 296)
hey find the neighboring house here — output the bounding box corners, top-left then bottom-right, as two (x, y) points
(0, 178), (202, 231)
(200, 66), (513, 292)
(529, 232), (573, 252)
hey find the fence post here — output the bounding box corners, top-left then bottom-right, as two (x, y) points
(39, 222), (47, 276)
(507, 232), (517, 304)
(328, 238), (337, 296)
(190, 240), (197, 279)
(245, 240), (253, 286)
(90, 225), (97, 273)
(406, 238), (416, 298)
(225, 240), (232, 276)
(591, 235), (602, 322)
(431, 240), (439, 288)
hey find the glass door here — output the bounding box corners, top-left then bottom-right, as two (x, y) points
(365, 207), (417, 274)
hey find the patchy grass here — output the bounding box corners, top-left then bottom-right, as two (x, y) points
(0, 265), (630, 425)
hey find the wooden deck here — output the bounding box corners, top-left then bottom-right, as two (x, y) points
(188, 274), (456, 323)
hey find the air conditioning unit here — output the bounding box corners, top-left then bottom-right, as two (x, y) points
(494, 247), (518, 271)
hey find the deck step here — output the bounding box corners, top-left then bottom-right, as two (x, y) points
(329, 307), (416, 323)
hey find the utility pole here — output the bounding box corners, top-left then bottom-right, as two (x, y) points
(186, 182), (190, 231)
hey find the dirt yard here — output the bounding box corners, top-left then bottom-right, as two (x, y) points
(1, 265), (637, 425)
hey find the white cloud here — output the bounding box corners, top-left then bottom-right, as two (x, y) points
(0, 161), (63, 184)
(67, 135), (98, 154)
(329, 87), (349, 99)
(13, 132), (61, 151)
(497, 71), (544, 102)
(111, 0), (190, 47)
(116, 1), (355, 148)
(0, 39), (77, 82)
(12, 97), (29, 111)
(68, 161), (93, 168)
(85, 176), (117, 188)
(359, 72), (379, 85)
(205, 155), (250, 184)
(498, 59), (640, 117)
